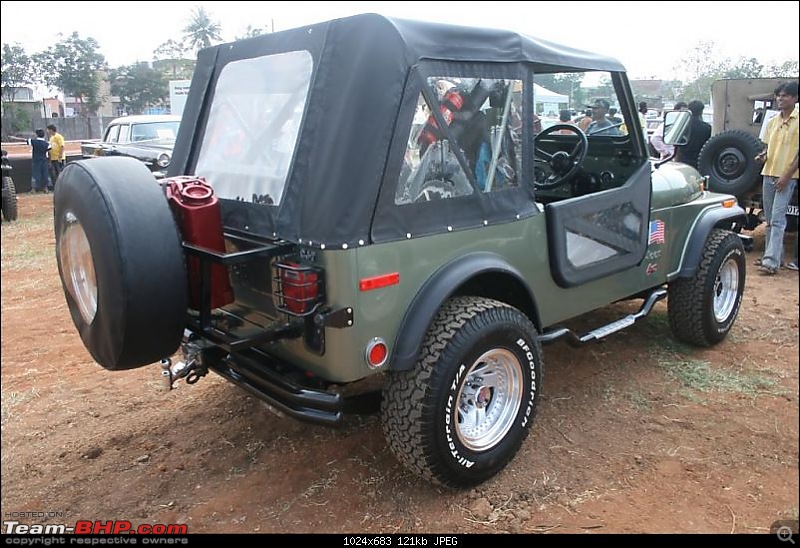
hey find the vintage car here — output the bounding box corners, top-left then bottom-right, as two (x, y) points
(81, 115), (181, 178)
(53, 14), (745, 488)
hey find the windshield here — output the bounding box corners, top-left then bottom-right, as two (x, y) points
(130, 121), (180, 142)
(194, 50), (313, 206)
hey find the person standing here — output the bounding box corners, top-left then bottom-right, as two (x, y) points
(754, 82), (799, 275)
(676, 100), (712, 169)
(553, 109), (576, 135)
(585, 99), (620, 136)
(576, 109), (593, 131)
(46, 123), (65, 190)
(8, 129), (51, 192)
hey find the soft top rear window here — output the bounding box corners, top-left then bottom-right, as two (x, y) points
(195, 50), (313, 206)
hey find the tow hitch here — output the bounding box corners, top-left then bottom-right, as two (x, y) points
(160, 336), (209, 390)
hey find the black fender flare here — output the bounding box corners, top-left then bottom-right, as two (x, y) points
(673, 205), (746, 279)
(390, 252), (540, 372)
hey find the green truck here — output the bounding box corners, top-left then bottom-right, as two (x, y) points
(53, 14), (746, 487)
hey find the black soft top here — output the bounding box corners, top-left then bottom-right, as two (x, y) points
(171, 13), (625, 247)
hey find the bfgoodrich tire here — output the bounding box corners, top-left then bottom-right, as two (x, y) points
(698, 130), (762, 197)
(668, 229), (745, 346)
(54, 157), (188, 370)
(382, 296), (542, 488)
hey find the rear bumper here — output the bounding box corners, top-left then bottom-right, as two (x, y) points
(205, 348), (344, 426)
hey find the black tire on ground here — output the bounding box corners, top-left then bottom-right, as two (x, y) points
(382, 296), (542, 488)
(668, 229), (745, 347)
(698, 130), (762, 197)
(54, 157), (188, 370)
(2, 176), (18, 221)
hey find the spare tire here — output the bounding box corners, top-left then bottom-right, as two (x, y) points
(2, 175), (18, 221)
(698, 129), (762, 196)
(54, 157), (188, 370)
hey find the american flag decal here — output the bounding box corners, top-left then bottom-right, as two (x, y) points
(649, 220), (665, 245)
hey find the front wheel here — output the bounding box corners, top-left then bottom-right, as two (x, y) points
(382, 297), (542, 488)
(668, 229), (745, 346)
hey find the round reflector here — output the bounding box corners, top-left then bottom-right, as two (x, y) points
(366, 338), (388, 369)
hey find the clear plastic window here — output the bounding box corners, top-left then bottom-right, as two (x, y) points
(195, 50), (313, 206)
(396, 77), (522, 205)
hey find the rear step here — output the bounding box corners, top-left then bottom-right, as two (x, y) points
(538, 288), (667, 346)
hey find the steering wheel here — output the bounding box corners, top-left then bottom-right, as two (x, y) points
(533, 124), (589, 190)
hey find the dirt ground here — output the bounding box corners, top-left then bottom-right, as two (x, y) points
(2, 194), (798, 534)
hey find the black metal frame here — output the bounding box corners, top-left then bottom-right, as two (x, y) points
(272, 262), (326, 317)
(181, 228), (301, 353)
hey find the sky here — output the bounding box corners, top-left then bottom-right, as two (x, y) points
(1, 0), (798, 87)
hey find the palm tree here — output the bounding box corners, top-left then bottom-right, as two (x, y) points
(183, 7), (222, 52)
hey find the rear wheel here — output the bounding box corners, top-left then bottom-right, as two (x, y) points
(2, 176), (18, 221)
(54, 157), (188, 370)
(668, 229), (745, 346)
(382, 296), (542, 487)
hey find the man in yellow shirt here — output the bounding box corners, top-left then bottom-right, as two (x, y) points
(754, 81), (799, 275)
(47, 123), (66, 190)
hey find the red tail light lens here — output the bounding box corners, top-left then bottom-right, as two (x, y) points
(276, 263), (322, 316)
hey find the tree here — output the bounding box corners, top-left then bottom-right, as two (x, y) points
(675, 40), (797, 103)
(110, 63), (168, 114)
(34, 32), (106, 116)
(1, 43), (35, 101)
(236, 25), (265, 41)
(153, 39), (195, 80)
(723, 57), (765, 79)
(183, 6), (223, 52)
(764, 59), (799, 78)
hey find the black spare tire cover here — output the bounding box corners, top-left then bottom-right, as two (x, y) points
(54, 157), (188, 370)
(698, 129), (762, 197)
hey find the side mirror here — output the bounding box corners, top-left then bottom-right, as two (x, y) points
(662, 111), (691, 146)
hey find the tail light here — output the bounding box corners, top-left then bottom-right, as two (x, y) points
(273, 262), (324, 316)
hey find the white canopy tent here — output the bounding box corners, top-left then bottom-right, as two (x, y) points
(533, 83), (569, 104)
(533, 83), (569, 118)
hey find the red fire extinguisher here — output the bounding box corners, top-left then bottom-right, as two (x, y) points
(164, 176), (234, 310)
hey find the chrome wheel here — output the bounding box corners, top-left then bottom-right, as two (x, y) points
(456, 348), (524, 451)
(59, 212), (98, 324)
(713, 257), (739, 323)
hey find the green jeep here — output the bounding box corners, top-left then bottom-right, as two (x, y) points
(53, 14), (746, 488)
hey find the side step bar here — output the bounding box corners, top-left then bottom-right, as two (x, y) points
(538, 288), (667, 346)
